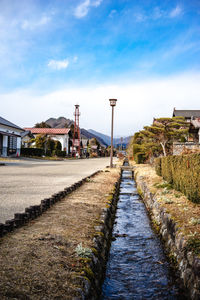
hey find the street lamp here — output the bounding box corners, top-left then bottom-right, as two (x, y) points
(109, 98), (117, 168)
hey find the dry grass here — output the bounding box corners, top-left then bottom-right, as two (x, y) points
(0, 168), (119, 300)
(132, 162), (200, 254)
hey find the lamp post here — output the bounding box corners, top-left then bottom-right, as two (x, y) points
(109, 98), (117, 168)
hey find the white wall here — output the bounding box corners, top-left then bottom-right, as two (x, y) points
(0, 124), (22, 157)
(49, 134), (69, 154)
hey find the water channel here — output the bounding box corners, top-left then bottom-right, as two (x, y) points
(101, 167), (186, 299)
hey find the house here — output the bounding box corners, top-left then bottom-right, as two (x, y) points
(172, 109), (200, 154)
(21, 131), (34, 148)
(173, 109), (200, 143)
(0, 116), (24, 157)
(24, 128), (71, 155)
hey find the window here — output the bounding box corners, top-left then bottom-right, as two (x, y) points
(8, 136), (17, 155)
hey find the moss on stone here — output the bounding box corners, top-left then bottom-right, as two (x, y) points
(91, 247), (98, 257)
(82, 266), (95, 280)
(186, 238), (200, 255)
(137, 187), (144, 198)
(105, 204), (111, 208)
(151, 219), (160, 233)
(79, 257), (92, 264)
(94, 231), (104, 237)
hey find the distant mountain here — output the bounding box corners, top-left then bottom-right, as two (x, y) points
(80, 128), (107, 146)
(88, 129), (131, 146)
(46, 117), (74, 128)
(44, 117), (107, 146)
(88, 129), (111, 145)
(115, 136), (131, 146)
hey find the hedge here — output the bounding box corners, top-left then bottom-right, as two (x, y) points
(135, 152), (146, 164)
(52, 150), (66, 157)
(155, 154), (200, 203)
(21, 148), (45, 157)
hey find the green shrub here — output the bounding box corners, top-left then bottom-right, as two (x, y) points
(45, 149), (52, 157)
(155, 157), (162, 176)
(132, 144), (144, 155)
(21, 148), (45, 157)
(46, 138), (55, 151)
(54, 140), (62, 151)
(157, 153), (200, 203)
(53, 150), (66, 157)
(134, 152), (146, 164)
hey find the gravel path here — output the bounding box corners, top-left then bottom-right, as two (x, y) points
(0, 157), (112, 223)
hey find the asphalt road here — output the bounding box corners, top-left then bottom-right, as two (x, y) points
(0, 157), (112, 223)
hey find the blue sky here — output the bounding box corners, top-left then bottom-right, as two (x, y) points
(1, 0), (200, 136)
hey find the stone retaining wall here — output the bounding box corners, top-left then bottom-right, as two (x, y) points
(73, 172), (122, 299)
(134, 171), (200, 300)
(173, 142), (200, 155)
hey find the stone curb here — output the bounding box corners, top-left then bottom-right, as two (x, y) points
(134, 170), (200, 300)
(0, 170), (101, 238)
(72, 171), (122, 300)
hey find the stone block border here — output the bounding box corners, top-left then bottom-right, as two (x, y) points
(134, 170), (200, 300)
(0, 171), (101, 238)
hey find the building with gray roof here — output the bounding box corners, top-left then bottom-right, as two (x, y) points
(0, 116), (24, 157)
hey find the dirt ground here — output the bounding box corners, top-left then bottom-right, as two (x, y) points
(0, 168), (120, 300)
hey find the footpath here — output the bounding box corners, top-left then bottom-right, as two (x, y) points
(0, 167), (120, 300)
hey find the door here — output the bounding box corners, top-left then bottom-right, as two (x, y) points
(0, 134), (2, 155)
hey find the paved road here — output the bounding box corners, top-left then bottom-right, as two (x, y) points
(0, 157), (112, 223)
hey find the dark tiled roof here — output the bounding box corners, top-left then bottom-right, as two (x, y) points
(20, 130), (34, 138)
(0, 116), (24, 131)
(173, 109), (200, 118)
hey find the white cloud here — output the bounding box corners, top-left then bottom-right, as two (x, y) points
(74, 0), (102, 18)
(74, 0), (90, 18)
(162, 42), (199, 59)
(91, 0), (103, 7)
(169, 5), (183, 18)
(109, 9), (117, 18)
(73, 56), (78, 63)
(21, 15), (51, 30)
(152, 7), (164, 20)
(47, 59), (69, 70)
(134, 12), (146, 23)
(1, 72), (200, 137)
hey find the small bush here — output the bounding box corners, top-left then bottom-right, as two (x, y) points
(134, 152), (146, 164)
(21, 148), (45, 157)
(90, 152), (98, 158)
(75, 243), (93, 258)
(54, 140), (62, 151)
(132, 144), (144, 155)
(54, 150), (66, 157)
(46, 149), (52, 157)
(155, 157), (162, 176)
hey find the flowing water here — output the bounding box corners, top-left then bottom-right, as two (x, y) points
(101, 169), (186, 300)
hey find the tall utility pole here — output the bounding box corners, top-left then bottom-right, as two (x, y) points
(121, 137), (123, 151)
(72, 104), (81, 157)
(109, 99), (117, 168)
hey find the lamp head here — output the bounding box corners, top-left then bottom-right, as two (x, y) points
(109, 99), (117, 106)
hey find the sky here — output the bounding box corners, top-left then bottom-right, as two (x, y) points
(1, 0), (200, 137)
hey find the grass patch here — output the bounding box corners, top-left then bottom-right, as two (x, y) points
(186, 238), (200, 255)
(154, 182), (173, 190)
